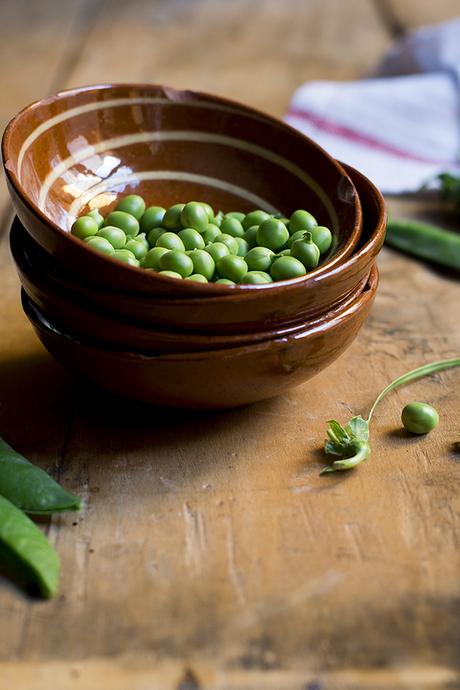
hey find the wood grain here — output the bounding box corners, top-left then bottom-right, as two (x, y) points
(0, 1), (460, 688)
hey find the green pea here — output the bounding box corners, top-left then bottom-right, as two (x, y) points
(270, 256), (306, 280)
(242, 210), (270, 230)
(86, 209), (104, 228)
(105, 211), (139, 237)
(215, 233), (239, 255)
(147, 227), (166, 247)
(215, 278), (236, 285)
(159, 270), (183, 279)
(288, 209), (317, 235)
(84, 236), (115, 255)
(71, 216), (99, 240)
(224, 211), (245, 222)
(140, 206), (166, 233)
(156, 232), (185, 251)
(185, 274), (208, 283)
(141, 246), (169, 269)
(256, 218), (289, 251)
(205, 242), (230, 263)
(200, 202), (215, 222)
(220, 217), (245, 237)
(136, 232), (150, 250)
(275, 249), (291, 257)
(0, 495), (60, 598)
(235, 237), (250, 257)
(112, 249), (140, 266)
(181, 201), (209, 232)
(216, 255), (248, 282)
(241, 271), (273, 284)
(243, 225), (259, 248)
(162, 203), (185, 230)
(178, 228), (206, 250)
(287, 230), (309, 248)
(401, 402), (439, 434)
(125, 238), (148, 260)
(245, 246), (275, 272)
(310, 226), (333, 255)
(97, 226), (126, 249)
(213, 210), (224, 227)
(201, 223), (221, 244)
(159, 250), (194, 277)
(290, 233), (320, 270)
(277, 217), (290, 226)
(115, 194), (146, 220)
(189, 249), (215, 280)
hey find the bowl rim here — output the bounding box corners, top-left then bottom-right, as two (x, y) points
(2, 81), (363, 293)
(23, 264), (379, 361)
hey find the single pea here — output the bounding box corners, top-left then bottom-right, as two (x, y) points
(242, 209), (270, 230)
(189, 249), (215, 280)
(291, 233), (320, 270)
(125, 238), (148, 260)
(159, 270), (183, 279)
(213, 210), (224, 227)
(216, 255), (248, 283)
(97, 225), (127, 249)
(310, 226), (333, 255)
(140, 206), (166, 233)
(180, 201), (209, 232)
(274, 249), (291, 257)
(185, 274), (208, 283)
(256, 218), (289, 251)
(200, 202), (215, 222)
(215, 233), (239, 255)
(287, 230), (309, 248)
(220, 217), (245, 238)
(141, 246), (169, 269)
(178, 228), (206, 250)
(401, 402), (439, 435)
(270, 256), (306, 281)
(71, 216), (99, 240)
(162, 203), (185, 230)
(241, 271), (273, 284)
(288, 209), (317, 235)
(147, 227), (166, 247)
(105, 211), (139, 237)
(84, 236), (115, 255)
(205, 242), (230, 263)
(86, 209), (104, 228)
(115, 194), (145, 220)
(136, 232), (150, 250)
(277, 217), (290, 226)
(112, 249), (140, 266)
(224, 211), (246, 222)
(235, 237), (250, 257)
(156, 232), (185, 251)
(159, 250), (194, 278)
(201, 223), (221, 244)
(215, 278), (236, 285)
(245, 246), (275, 272)
(243, 225), (259, 248)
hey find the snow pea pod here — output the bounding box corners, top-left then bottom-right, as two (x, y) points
(385, 218), (460, 272)
(0, 495), (59, 598)
(0, 437), (81, 514)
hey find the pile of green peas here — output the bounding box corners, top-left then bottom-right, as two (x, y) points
(70, 195), (333, 284)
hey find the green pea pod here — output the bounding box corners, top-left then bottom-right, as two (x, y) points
(0, 495), (59, 598)
(0, 437), (81, 514)
(385, 218), (460, 272)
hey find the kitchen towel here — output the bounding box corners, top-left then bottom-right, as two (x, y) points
(285, 17), (460, 193)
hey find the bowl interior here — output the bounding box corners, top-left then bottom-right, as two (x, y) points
(3, 84), (360, 262)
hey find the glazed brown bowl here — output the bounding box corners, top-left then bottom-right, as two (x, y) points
(10, 164), (385, 335)
(2, 83), (362, 297)
(22, 265), (378, 409)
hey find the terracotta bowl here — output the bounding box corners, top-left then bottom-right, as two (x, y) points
(2, 83), (362, 297)
(22, 265), (378, 409)
(10, 164), (385, 334)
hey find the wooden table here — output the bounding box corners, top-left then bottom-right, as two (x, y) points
(0, 1), (459, 688)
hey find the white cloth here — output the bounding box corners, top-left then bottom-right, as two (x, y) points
(285, 18), (460, 193)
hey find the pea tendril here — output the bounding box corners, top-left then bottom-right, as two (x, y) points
(321, 357), (460, 475)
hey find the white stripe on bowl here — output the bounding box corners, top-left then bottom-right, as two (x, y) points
(38, 130), (338, 231)
(67, 171), (280, 225)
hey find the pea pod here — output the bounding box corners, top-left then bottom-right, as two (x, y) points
(385, 218), (460, 272)
(0, 495), (59, 598)
(0, 437), (81, 514)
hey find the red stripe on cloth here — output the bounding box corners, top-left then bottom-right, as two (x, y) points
(287, 106), (452, 165)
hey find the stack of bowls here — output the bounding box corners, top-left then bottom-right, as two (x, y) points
(2, 84), (386, 408)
